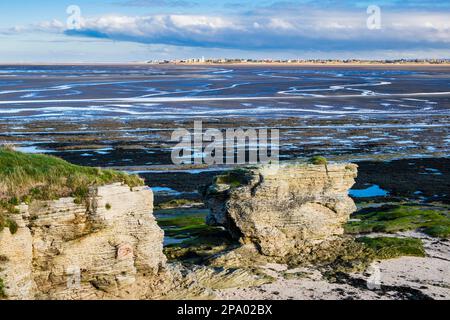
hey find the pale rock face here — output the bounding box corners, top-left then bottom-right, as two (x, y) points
(205, 163), (358, 257)
(0, 212), (35, 299)
(0, 183), (166, 300)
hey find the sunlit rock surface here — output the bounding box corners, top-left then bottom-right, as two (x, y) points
(204, 163), (358, 258)
(0, 183), (166, 300)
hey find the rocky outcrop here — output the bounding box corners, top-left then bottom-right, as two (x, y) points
(204, 163), (358, 258)
(0, 183), (166, 300)
(0, 163), (360, 299)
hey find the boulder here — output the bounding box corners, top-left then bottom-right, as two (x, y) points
(204, 163), (358, 257)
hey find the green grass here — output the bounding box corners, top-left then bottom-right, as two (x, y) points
(345, 204), (450, 238)
(422, 225), (450, 238)
(309, 156), (328, 165)
(0, 148), (143, 202)
(0, 148), (143, 232)
(357, 237), (426, 259)
(324, 236), (426, 274)
(212, 168), (253, 190)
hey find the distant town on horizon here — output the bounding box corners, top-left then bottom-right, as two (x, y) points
(147, 58), (450, 65)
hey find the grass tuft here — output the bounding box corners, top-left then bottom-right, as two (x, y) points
(0, 215), (19, 234)
(310, 156), (328, 165)
(0, 149), (143, 202)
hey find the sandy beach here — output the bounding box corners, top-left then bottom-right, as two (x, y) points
(217, 231), (450, 300)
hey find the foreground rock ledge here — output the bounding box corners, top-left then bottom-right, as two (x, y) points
(204, 163), (358, 258)
(0, 183), (166, 300)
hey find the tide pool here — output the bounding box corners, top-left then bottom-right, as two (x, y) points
(349, 184), (389, 198)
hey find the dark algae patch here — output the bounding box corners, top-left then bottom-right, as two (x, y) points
(155, 198), (202, 210)
(309, 156), (328, 165)
(357, 237), (426, 259)
(156, 208), (235, 263)
(157, 210), (210, 239)
(345, 204), (450, 238)
(330, 272), (433, 300)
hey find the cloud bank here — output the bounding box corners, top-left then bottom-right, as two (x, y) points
(7, 7), (450, 53)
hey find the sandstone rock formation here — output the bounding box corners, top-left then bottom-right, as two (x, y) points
(204, 163), (358, 258)
(0, 183), (166, 300)
(0, 163), (360, 300)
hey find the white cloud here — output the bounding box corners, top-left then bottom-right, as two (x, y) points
(4, 9), (450, 51)
(267, 18), (295, 30)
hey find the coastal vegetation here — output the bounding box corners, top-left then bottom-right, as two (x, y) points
(0, 148), (143, 202)
(213, 168), (252, 188)
(310, 156), (328, 165)
(319, 236), (426, 274)
(158, 211), (210, 239)
(157, 206), (427, 269)
(155, 198), (202, 210)
(0, 215), (18, 234)
(356, 237), (426, 259)
(0, 148), (143, 231)
(346, 204), (450, 238)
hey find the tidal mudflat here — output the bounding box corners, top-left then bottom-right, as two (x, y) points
(2, 65), (447, 200)
(1, 64), (449, 299)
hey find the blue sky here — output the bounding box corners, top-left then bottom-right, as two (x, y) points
(0, 0), (449, 62)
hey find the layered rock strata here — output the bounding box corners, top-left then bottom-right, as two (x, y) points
(0, 183), (166, 300)
(204, 163), (358, 258)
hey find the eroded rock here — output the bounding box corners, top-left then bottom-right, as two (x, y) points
(0, 183), (166, 300)
(204, 163), (358, 258)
